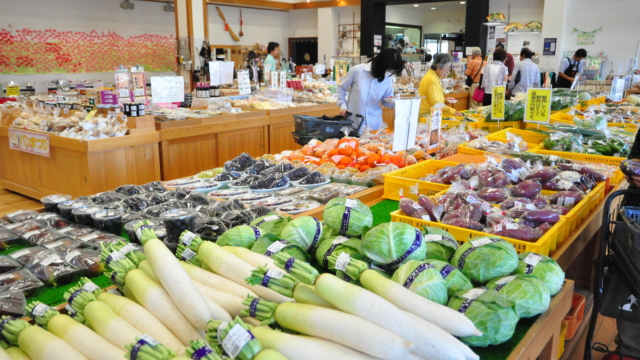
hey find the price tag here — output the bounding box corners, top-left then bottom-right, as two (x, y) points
(462, 287), (487, 300)
(549, 155), (559, 162)
(181, 248), (197, 261)
(237, 70), (252, 95)
(135, 228), (143, 240)
(481, 202), (492, 212)
(106, 251), (125, 265)
(471, 238), (494, 247)
(41, 213), (57, 220)
(505, 223), (519, 230)
(140, 334), (160, 346)
(559, 180), (574, 190)
(332, 236), (349, 245)
(524, 88), (553, 123)
(65, 251), (81, 263)
(424, 235), (443, 242)
(465, 195), (478, 204)
(421, 214), (431, 221)
(79, 233), (99, 242)
(222, 324), (253, 358)
(82, 281), (100, 293)
(525, 204), (537, 210)
(523, 253), (542, 266)
(411, 203), (422, 209)
(40, 254), (61, 266)
(563, 197), (575, 208)
(266, 241), (288, 254)
(496, 275), (517, 285)
(181, 231), (198, 246)
(45, 241), (63, 249)
(6, 85), (20, 96)
(493, 224), (503, 232)
(335, 252), (351, 271)
(7, 210), (25, 218)
(58, 227), (73, 233)
(4, 223), (20, 230)
(266, 270), (285, 279)
(345, 199), (358, 208)
(22, 230), (41, 239)
(108, 288), (124, 296)
(491, 85), (506, 120)
(514, 202), (523, 209)
(31, 303), (51, 317)
(119, 243), (137, 255)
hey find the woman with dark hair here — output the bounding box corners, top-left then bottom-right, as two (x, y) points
(337, 48), (404, 133)
(417, 53), (463, 118)
(480, 48), (509, 106)
(264, 42), (280, 72)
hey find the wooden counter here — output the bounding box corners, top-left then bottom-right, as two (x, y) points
(445, 90), (470, 111)
(157, 103), (340, 180)
(0, 126), (161, 199)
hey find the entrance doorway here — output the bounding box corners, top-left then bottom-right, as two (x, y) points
(288, 37), (318, 65)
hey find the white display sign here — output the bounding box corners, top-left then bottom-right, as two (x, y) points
(392, 98), (421, 151)
(315, 63), (326, 75)
(34, 84), (48, 95)
(237, 70), (252, 95)
(209, 61), (236, 86)
(279, 71), (287, 90)
(150, 76), (185, 103)
(270, 71), (278, 89)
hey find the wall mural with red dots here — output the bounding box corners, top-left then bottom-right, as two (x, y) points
(0, 28), (177, 74)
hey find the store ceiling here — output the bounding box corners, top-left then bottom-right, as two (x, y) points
(391, 2), (466, 11)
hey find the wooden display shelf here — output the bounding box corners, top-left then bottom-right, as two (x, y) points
(0, 126), (161, 199)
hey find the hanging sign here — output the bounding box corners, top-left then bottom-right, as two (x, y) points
(114, 68), (131, 98)
(572, 27), (602, 46)
(6, 85), (20, 96)
(374, 35), (382, 47)
(34, 84), (48, 95)
(543, 38), (557, 56)
(237, 70), (252, 95)
(492, 85), (506, 120)
(524, 88), (552, 123)
(610, 77), (625, 103)
(392, 98), (421, 152)
(8, 128), (50, 157)
(130, 67), (146, 97)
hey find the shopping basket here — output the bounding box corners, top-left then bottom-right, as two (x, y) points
(291, 112), (365, 145)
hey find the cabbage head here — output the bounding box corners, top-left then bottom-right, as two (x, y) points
(251, 233), (308, 261)
(280, 216), (329, 253)
(427, 260), (474, 297)
(314, 236), (365, 269)
(362, 222), (426, 270)
(323, 198), (373, 237)
(451, 237), (518, 283)
(423, 227), (458, 262)
(216, 225), (262, 249)
(250, 213), (290, 238)
(391, 260), (448, 305)
(512, 252), (565, 295)
(447, 288), (519, 347)
(486, 274), (550, 318)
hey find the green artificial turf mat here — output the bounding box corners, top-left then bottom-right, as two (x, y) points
(370, 199), (399, 226)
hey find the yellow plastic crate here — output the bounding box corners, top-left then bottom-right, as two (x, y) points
(382, 160), (456, 201)
(390, 209), (557, 256)
(487, 128), (549, 146)
(529, 147), (625, 184)
(458, 141), (535, 157)
(468, 120), (522, 134)
(558, 320), (569, 359)
(608, 123), (639, 131)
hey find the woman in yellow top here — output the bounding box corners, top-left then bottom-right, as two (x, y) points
(418, 53), (463, 118)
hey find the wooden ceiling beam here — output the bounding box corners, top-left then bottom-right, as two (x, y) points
(206, 0), (293, 11)
(292, 0), (360, 9)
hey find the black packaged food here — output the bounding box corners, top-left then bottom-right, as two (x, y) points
(91, 209), (125, 235)
(183, 192), (210, 206)
(90, 191), (125, 205)
(102, 202), (126, 211)
(219, 210), (254, 227)
(56, 225), (96, 239)
(75, 231), (124, 249)
(144, 205), (168, 218)
(173, 187), (191, 200)
(244, 159), (274, 175)
(115, 184), (146, 196)
(72, 206), (104, 227)
(0, 257), (21, 274)
(146, 192), (170, 206)
(250, 173), (290, 190)
(0, 219), (8, 227)
(194, 218), (228, 241)
(141, 181), (167, 193)
(120, 196), (150, 212)
(263, 162), (294, 176)
(62, 248), (104, 277)
(209, 199), (244, 217)
(299, 171), (328, 185)
(40, 194), (72, 213)
(58, 199), (94, 220)
(0, 270), (44, 297)
(246, 205), (273, 218)
(6, 210), (39, 223)
(9, 247), (80, 287)
(233, 175), (261, 187)
(224, 152), (256, 172)
(122, 212), (150, 224)
(285, 167), (310, 181)
(0, 291), (27, 318)
(24, 228), (69, 246)
(160, 209), (198, 244)
(0, 228), (22, 251)
(43, 238), (84, 254)
(5, 220), (49, 238)
(124, 219), (167, 244)
(35, 213), (72, 229)
(214, 172), (242, 182)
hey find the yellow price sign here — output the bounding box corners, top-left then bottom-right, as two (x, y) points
(84, 110), (98, 122)
(6, 85), (20, 96)
(524, 88), (553, 123)
(492, 85), (506, 120)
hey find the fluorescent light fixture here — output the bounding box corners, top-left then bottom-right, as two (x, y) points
(414, 4), (419, 6)
(460, 1), (465, 3)
(431, 7), (436, 9)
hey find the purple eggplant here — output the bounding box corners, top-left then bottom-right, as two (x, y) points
(491, 225), (542, 242)
(549, 191), (584, 207)
(399, 198), (431, 220)
(526, 167), (558, 182)
(500, 197), (533, 210)
(511, 180), (542, 199)
(519, 219), (539, 228)
(458, 190), (482, 205)
(418, 194), (442, 222)
(477, 188), (510, 204)
(531, 196), (548, 208)
(459, 203), (483, 222)
(486, 212), (510, 227)
(537, 222), (553, 234)
(521, 209), (560, 224)
(620, 160), (640, 177)
(478, 169), (510, 188)
(500, 158), (528, 185)
(542, 178), (582, 192)
(441, 164), (475, 184)
(547, 204), (570, 215)
(442, 217), (484, 231)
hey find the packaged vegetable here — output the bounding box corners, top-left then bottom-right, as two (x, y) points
(362, 222), (427, 270)
(0, 228), (23, 251)
(399, 197), (431, 221)
(72, 206), (104, 227)
(511, 180), (542, 199)
(0, 269), (44, 296)
(40, 194), (72, 213)
(418, 194), (444, 222)
(115, 184), (146, 196)
(0, 256), (21, 274)
(0, 291), (27, 318)
(9, 247), (80, 286)
(35, 213), (72, 229)
(60, 248), (105, 277)
(477, 168), (509, 188)
(490, 222), (542, 242)
(6, 210), (39, 223)
(512, 252), (565, 295)
(391, 260), (448, 305)
(91, 209), (125, 235)
(194, 218), (228, 242)
(323, 198), (373, 237)
(549, 191), (584, 209)
(477, 188), (510, 204)
(160, 208), (198, 244)
(521, 209), (561, 224)
(451, 237), (518, 283)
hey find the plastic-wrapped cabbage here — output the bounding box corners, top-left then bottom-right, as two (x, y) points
(251, 234), (307, 261)
(423, 227), (459, 262)
(280, 216), (328, 253)
(447, 287), (519, 347)
(486, 274), (550, 318)
(512, 252), (565, 295)
(427, 260), (474, 297)
(250, 214), (290, 238)
(451, 237), (518, 283)
(391, 260), (448, 305)
(322, 198), (373, 237)
(314, 236), (365, 269)
(362, 222), (426, 270)
(216, 225), (262, 249)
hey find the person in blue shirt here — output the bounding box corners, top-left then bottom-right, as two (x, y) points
(264, 42), (280, 73)
(338, 48), (405, 133)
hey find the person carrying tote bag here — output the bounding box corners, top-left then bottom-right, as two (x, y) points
(480, 49), (509, 106)
(465, 47), (485, 109)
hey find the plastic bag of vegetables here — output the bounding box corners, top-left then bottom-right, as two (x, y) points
(486, 274), (550, 318)
(362, 222), (426, 270)
(323, 198), (373, 237)
(512, 252), (565, 295)
(450, 237), (518, 283)
(391, 260), (448, 305)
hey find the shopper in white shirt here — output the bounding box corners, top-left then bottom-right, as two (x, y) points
(481, 48), (509, 106)
(509, 48), (541, 95)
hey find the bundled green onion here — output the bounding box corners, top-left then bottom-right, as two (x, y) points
(240, 296), (277, 325)
(134, 221), (159, 244)
(63, 287), (97, 321)
(0, 317), (30, 346)
(246, 266), (299, 298)
(100, 246), (136, 290)
(206, 317), (262, 360)
(273, 253), (319, 285)
(326, 252), (369, 281)
(0, 339), (8, 350)
(125, 335), (177, 360)
(71, 278), (103, 297)
(179, 230), (206, 252)
(64, 304), (85, 324)
(176, 244), (202, 267)
(102, 240), (146, 266)
(186, 339), (224, 360)
(25, 301), (60, 329)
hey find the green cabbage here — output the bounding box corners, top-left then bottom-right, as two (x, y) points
(391, 260), (448, 305)
(250, 234), (308, 261)
(250, 214), (290, 238)
(447, 288), (519, 347)
(362, 222), (427, 269)
(280, 216), (329, 253)
(486, 274), (550, 318)
(427, 260), (474, 297)
(314, 236), (365, 269)
(578, 91), (592, 101)
(216, 225), (262, 249)
(323, 198), (373, 237)
(512, 252), (565, 295)
(423, 227), (458, 262)
(451, 237), (518, 284)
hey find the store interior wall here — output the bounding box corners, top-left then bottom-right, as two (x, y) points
(488, 0), (544, 55)
(385, 6), (467, 47)
(0, 0), (176, 84)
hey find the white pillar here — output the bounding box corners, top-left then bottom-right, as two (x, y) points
(540, 0), (570, 71)
(175, 0), (208, 91)
(318, 8), (339, 67)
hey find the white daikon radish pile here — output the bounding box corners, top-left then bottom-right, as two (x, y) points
(359, 270), (481, 337)
(192, 281), (245, 317)
(0, 347), (11, 360)
(83, 301), (143, 351)
(1, 318), (87, 360)
(222, 246), (281, 272)
(46, 314), (124, 360)
(181, 262), (257, 298)
(274, 302), (413, 359)
(5, 347), (30, 360)
(292, 284), (336, 310)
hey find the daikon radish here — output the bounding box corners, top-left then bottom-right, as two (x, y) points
(122, 284), (136, 302)
(254, 349), (289, 360)
(198, 242), (293, 303)
(96, 292), (187, 352)
(5, 347), (30, 360)
(292, 284), (336, 309)
(0, 347), (11, 360)
(18, 325), (87, 360)
(181, 262), (257, 298)
(47, 314), (123, 360)
(242, 317), (262, 327)
(144, 239), (213, 330)
(193, 281), (245, 317)
(202, 296), (232, 322)
(222, 246), (281, 272)
(305, 337), (427, 360)
(124, 269), (203, 345)
(274, 302), (412, 359)
(83, 301), (142, 351)
(404, 311), (479, 360)
(360, 270), (481, 337)
(315, 274), (466, 360)
(137, 260), (159, 283)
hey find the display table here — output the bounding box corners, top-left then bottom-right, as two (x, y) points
(445, 90), (470, 111)
(0, 126), (161, 199)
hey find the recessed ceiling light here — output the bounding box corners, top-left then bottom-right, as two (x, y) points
(460, 1), (466, 3)
(414, 4), (419, 6)
(432, 7), (436, 10)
